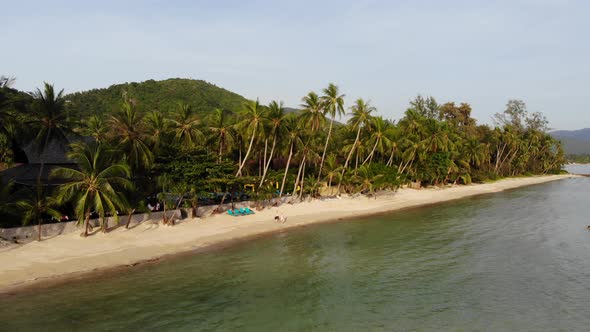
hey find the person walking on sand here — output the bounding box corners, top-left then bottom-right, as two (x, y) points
(274, 209), (287, 223)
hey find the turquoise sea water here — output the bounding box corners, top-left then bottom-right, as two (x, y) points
(1, 177), (590, 331)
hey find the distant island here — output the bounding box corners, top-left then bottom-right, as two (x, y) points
(550, 128), (590, 163)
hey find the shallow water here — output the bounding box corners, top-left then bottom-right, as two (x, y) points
(565, 163), (590, 175)
(1, 178), (590, 331)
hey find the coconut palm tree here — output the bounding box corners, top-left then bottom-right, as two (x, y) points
(17, 186), (61, 241)
(208, 108), (236, 163)
(23, 83), (74, 240)
(398, 141), (423, 176)
(108, 99), (153, 172)
(169, 102), (203, 150)
(27, 82), (72, 184)
(52, 142), (133, 236)
(337, 98), (375, 192)
(78, 115), (107, 143)
(300, 92), (325, 132)
(363, 116), (393, 165)
(156, 174), (175, 225)
(421, 119), (452, 154)
(293, 141), (320, 200)
(145, 110), (170, 153)
(0, 179), (15, 215)
(317, 83), (345, 181)
(322, 154), (341, 195)
(385, 125), (403, 167)
(279, 116), (304, 197)
(356, 165), (383, 196)
(463, 138), (486, 168)
(236, 99), (266, 176)
(259, 100), (287, 186)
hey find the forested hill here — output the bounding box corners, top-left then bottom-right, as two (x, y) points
(65, 78), (250, 118)
(551, 128), (590, 154)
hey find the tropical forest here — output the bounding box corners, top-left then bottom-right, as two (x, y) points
(0, 76), (565, 237)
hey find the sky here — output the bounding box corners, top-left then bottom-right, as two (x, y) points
(2, 0), (589, 130)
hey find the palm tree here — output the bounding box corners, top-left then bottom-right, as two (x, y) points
(293, 142), (320, 200)
(337, 98), (375, 192)
(318, 83), (345, 181)
(208, 108), (236, 163)
(279, 116), (304, 196)
(23, 83), (73, 240)
(322, 154), (341, 195)
(17, 186), (61, 241)
(169, 102), (203, 150)
(27, 82), (72, 185)
(108, 99), (153, 171)
(156, 173), (175, 225)
(385, 125), (402, 167)
(145, 110), (170, 153)
(421, 119), (452, 154)
(300, 92), (325, 131)
(259, 100), (287, 186)
(122, 192), (148, 229)
(236, 99), (266, 176)
(78, 115), (107, 143)
(356, 165), (383, 196)
(52, 142), (133, 236)
(398, 141), (423, 175)
(0, 179), (15, 215)
(463, 138), (486, 168)
(363, 116), (393, 165)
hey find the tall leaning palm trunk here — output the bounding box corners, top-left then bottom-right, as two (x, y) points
(317, 83), (345, 189)
(336, 98), (374, 193)
(259, 100), (286, 185)
(236, 125), (257, 176)
(292, 155), (306, 201)
(259, 136), (276, 187)
(363, 136), (380, 165)
(27, 83), (71, 240)
(337, 126), (361, 193)
(317, 116), (334, 184)
(279, 139), (294, 197)
(236, 99), (265, 177)
(34, 133), (51, 240)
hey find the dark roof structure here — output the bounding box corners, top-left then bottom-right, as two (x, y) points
(21, 139), (72, 164)
(0, 136), (91, 186)
(0, 163), (74, 186)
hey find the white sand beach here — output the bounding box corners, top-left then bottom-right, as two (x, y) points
(0, 174), (575, 293)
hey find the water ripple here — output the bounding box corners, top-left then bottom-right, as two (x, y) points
(2, 178), (590, 331)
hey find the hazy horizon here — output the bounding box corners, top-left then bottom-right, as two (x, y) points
(3, 0), (589, 131)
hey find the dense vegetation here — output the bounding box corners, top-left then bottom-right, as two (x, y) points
(64, 78), (248, 120)
(566, 154), (590, 164)
(0, 76), (566, 237)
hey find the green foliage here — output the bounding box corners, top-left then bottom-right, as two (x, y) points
(566, 154), (590, 164)
(1, 78), (568, 234)
(52, 142), (133, 235)
(153, 151), (236, 191)
(0, 132), (13, 164)
(365, 163), (401, 189)
(65, 78), (249, 120)
(417, 152), (452, 185)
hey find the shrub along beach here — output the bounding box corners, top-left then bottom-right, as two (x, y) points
(0, 76), (568, 290)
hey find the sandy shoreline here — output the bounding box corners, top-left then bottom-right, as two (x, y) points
(0, 174), (576, 294)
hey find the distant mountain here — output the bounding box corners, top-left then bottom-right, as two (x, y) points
(65, 78), (250, 118)
(551, 128), (590, 154)
(551, 128), (590, 140)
